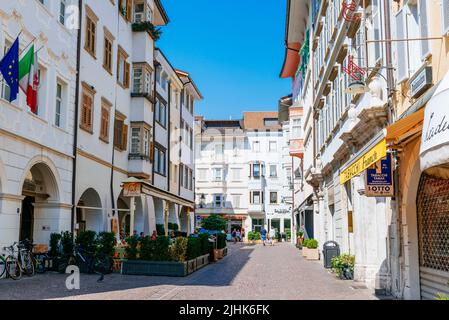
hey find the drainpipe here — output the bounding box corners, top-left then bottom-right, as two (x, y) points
(384, 0), (401, 298)
(70, 0), (82, 234)
(152, 62), (158, 184)
(167, 81), (171, 191)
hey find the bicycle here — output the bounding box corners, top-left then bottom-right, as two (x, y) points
(0, 254), (6, 279)
(3, 243), (22, 280)
(58, 245), (111, 281)
(18, 239), (35, 277)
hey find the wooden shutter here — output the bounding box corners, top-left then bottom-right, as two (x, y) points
(442, 0), (449, 35)
(395, 8), (408, 82)
(149, 142), (154, 162)
(126, 0), (133, 21)
(124, 61), (130, 88)
(122, 124), (128, 150)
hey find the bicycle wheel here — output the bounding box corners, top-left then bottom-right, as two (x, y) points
(0, 256), (6, 278)
(35, 255), (46, 274)
(22, 253), (35, 277)
(94, 254), (112, 274)
(6, 256), (22, 280)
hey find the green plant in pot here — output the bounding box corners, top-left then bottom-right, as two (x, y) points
(60, 231), (74, 256)
(49, 233), (62, 257)
(76, 230), (98, 253)
(331, 254), (355, 280)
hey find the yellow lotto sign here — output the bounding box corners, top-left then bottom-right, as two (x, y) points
(340, 139), (387, 184)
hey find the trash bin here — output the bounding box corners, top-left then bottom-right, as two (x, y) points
(322, 241), (340, 268)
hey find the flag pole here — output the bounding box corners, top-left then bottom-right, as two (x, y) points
(35, 46), (45, 54)
(20, 36), (37, 56)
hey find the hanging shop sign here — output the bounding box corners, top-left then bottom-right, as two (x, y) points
(420, 70), (449, 171)
(410, 66), (432, 99)
(340, 139), (387, 184)
(365, 153), (394, 197)
(123, 182), (142, 197)
(274, 208), (291, 214)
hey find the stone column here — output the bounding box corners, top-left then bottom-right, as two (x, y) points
(164, 200), (169, 237)
(0, 193), (24, 250)
(186, 207), (191, 236)
(33, 201), (72, 244)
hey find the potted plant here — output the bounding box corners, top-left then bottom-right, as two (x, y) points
(247, 231), (255, 245)
(331, 254), (355, 280)
(305, 239), (319, 260)
(296, 231), (304, 249)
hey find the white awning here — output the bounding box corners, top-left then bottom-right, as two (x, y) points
(420, 70), (449, 171)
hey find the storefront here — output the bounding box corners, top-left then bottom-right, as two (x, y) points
(386, 71), (449, 299)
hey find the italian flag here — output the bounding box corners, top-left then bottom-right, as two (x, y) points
(19, 45), (39, 113)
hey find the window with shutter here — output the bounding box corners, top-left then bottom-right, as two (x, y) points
(126, 0), (133, 21)
(80, 83), (95, 133)
(442, 0), (449, 35)
(124, 61), (130, 88)
(419, 0), (431, 59)
(100, 100), (111, 142)
(395, 8), (409, 82)
(122, 124), (128, 151)
(114, 113), (127, 151)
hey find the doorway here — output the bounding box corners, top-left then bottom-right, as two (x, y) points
(20, 196), (35, 241)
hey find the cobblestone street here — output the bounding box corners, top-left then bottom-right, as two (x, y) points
(0, 243), (379, 300)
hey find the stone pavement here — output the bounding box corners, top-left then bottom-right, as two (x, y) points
(0, 243), (380, 300)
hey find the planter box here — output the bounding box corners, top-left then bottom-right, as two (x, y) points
(214, 249), (223, 260)
(302, 247), (309, 257)
(306, 248), (320, 260)
(196, 254), (210, 270)
(122, 260), (189, 277)
(186, 259), (197, 274)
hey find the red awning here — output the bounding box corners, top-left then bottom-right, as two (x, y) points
(280, 42), (300, 78)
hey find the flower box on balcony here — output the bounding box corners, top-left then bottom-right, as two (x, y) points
(131, 21), (162, 41)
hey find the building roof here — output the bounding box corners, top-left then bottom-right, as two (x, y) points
(280, 0), (309, 78)
(243, 112), (281, 130)
(154, 0), (170, 25)
(175, 69), (203, 100)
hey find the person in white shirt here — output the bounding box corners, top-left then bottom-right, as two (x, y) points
(269, 228), (276, 246)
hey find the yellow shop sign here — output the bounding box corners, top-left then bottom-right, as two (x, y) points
(340, 139), (387, 184)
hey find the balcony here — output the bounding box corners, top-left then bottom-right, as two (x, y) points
(289, 138), (304, 158)
(131, 21), (161, 41)
(248, 204), (264, 214)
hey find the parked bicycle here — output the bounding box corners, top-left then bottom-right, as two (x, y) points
(18, 239), (35, 277)
(2, 243), (22, 280)
(58, 244), (111, 281)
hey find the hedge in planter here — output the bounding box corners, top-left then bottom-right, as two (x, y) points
(199, 233), (210, 255)
(186, 236), (202, 261)
(169, 237), (188, 262)
(216, 233), (227, 249)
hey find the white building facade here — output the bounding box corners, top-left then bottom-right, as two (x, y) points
(0, 0), (77, 250)
(75, 0), (201, 239)
(194, 112), (293, 239)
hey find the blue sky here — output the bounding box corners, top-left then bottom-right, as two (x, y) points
(157, 0), (290, 120)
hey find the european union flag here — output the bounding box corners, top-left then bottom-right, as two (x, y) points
(0, 37), (19, 102)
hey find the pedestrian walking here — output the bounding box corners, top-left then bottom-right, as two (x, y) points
(269, 228), (276, 246)
(232, 229), (237, 244)
(236, 229), (242, 242)
(261, 227), (267, 246)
